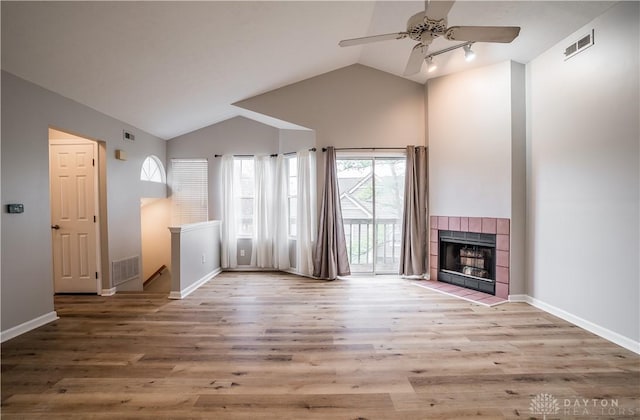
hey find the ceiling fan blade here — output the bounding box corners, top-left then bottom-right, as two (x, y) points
(445, 26), (521, 43)
(425, 0), (455, 21)
(404, 44), (427, 76)
(339, 32), (408, 47)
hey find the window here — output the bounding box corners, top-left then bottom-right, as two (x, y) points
(337, 156), (405, 274)
(170, 159), (208, 225)
(228, 156), (298, 237)
(140, 155), (166, 183)
(234, 158), (254, 236)
(288, 156), (297, 237)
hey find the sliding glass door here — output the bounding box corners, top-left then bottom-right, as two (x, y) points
(336, 156), (405, 274)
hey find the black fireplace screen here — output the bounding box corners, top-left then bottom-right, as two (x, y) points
(438, 230), (496, 294)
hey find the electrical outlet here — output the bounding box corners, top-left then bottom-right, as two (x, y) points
(240, 249), (245, 257)
(201, 254), (206, 263)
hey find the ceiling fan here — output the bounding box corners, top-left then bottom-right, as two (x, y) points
(338, 0), (521, 76)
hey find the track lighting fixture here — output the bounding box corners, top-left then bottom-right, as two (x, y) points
(422, 42), (477, 74)
(463, 44), (476, 62)
(426, 56), (437, 73)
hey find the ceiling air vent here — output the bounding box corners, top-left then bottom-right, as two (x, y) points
(123, 130), (135, 142)
(564, 29), (594, 60)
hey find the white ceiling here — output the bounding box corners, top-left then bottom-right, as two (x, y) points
(1, 1), (615, 139)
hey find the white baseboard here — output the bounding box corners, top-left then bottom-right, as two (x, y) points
(508, 294), (529, 303)
(1, 311), (59, 343)
(522, 295), (639, 355)
(169, 267), (222, 300)
(282, 268), (317, 279)
(101, 287), (116, 296)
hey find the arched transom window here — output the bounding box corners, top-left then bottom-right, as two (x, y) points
(140, 155), (166, 183)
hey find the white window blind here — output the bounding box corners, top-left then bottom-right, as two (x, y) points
(170, 159), (208, 225)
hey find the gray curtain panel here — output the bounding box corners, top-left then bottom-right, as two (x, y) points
(399, 145), (428, 276)
(313, 146), (351, 279)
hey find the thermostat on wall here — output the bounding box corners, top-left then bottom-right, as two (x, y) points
(115, 149), (127, 161)
(7, 203), (24, 213)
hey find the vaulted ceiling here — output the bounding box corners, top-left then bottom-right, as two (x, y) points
(1, 1), (615, 139)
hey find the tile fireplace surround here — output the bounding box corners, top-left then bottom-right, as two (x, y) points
(430, 216), (510, 300)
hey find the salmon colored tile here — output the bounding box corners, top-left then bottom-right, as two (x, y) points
(481, 296), (507, 305)
(482, 218), (497, 234)
(496, 282), (509, 299)
(431, 216), (438, 228)
(455, 288), (476, 297)
(497, 218), (510, 234)
(496, 266), (509, 284)
(430, 268), (438, 281)
(468, 291), (490, 299)
(469, 217), (482, 233)
(438, 216), (449, 230)
(449, 217), (461, 231)
(497, 234), (510, 251)
(430, 255), (438, 269)
(496, 250), (510, 268)
(460, 217), (469, 232)
(430, 242), (438, 256)
(430, 229), (438, 243)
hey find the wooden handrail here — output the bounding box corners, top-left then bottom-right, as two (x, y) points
(144, 265), (167, 285)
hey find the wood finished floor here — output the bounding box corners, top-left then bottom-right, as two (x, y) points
(2, 272), (639, 419)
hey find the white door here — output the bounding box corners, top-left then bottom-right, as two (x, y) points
(50, 142), (99, 293)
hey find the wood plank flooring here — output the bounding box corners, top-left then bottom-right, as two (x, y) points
(2, 272), (639, 419)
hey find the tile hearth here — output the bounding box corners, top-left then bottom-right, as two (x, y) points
(413, 280), (507, 307)
(430, 215), (511, 300)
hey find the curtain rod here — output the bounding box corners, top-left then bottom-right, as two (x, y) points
(214, 147), (316, 158)
(321, 147), (407, 152)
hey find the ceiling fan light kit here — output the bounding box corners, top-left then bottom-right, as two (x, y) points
(338, 0), (521, 76)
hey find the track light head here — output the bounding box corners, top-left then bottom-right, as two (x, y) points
(463, 44), (476, 62)
(426, 56), (437, 73)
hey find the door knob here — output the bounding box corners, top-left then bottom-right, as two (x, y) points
(51, 224), (60, 230)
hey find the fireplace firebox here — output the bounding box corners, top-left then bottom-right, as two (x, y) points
(438, 230), (496, 295)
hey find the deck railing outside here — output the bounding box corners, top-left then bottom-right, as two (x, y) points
(343, 218), (402, 273)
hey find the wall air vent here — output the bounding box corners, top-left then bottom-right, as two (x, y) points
(564, 29), (594, 60)
(123, 130), (135, 142)
(112, 255), (140, 285)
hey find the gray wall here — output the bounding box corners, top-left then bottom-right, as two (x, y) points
(170, 221), (221, 297)
(427, 60), (527, 295)
(1, 71), (166, 331)
(526, 2), (639, 343)
(235, 64), (425, 150)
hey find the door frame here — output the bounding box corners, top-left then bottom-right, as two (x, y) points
(336, 152), (406, 275)
(49, 131), (103, 294)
